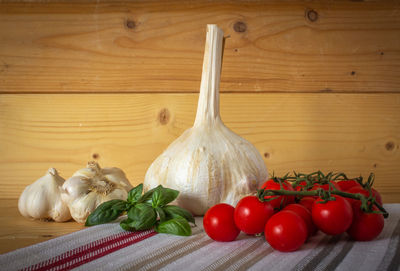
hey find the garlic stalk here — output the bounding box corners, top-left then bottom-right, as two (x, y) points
(18, 168), (71, 222)
(144, 24), (268, 215)
(61, 161), (132, 223)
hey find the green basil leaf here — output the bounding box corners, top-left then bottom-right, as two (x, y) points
(127, 184), (143, 204)
(151, 187), (162, 207)
(156, 207), (166, 223)
(156, 217), (191, 236)
(127, 203), (157, 230)
(138, 185), (161, 203)
(163, 205), (195, 224)
(120, 218), (135, 231)
(85, 199), (127, 226)
(152, 186), (179, 207)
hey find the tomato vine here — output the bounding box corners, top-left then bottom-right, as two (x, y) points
(257, 172), (389, 218)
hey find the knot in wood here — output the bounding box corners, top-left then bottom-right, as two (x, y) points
(158, 108), (170, 125)
(126, 19), (136, 29)
(305, 9), (318, 22)
(385, 141), (395, 151)
(233, 21), (247, 33)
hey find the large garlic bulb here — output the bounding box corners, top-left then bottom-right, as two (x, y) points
(61, 161), (132, 223)
(144, 25), (268, 215)
(18, 168), (71, 222)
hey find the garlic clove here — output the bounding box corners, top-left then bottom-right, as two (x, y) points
(61, 176), (91, 199)
(67, 193), (100, 223)
(106, 188), (129, 199)
(61, 162), (131, 223)
(51, 191), (72, 222)
(103, 169), (132, 190)
(18, 168), (72, 222)
(143, 25), (268, 215)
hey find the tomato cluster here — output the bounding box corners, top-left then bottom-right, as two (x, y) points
(203, 172), (387, 252)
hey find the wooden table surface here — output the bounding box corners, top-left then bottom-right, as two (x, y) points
(0, 199), (84, 254)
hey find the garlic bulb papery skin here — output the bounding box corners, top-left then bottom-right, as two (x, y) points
(18, 168), (72, 222)
(144, 25), (268, 216)
(61, 161), (133, 223)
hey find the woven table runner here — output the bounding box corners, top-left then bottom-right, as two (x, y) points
(1, 204), (399, 271)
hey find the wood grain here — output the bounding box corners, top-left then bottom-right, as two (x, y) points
(0, 199), (84, 254)
(0, 93), (399, 203)
(1, 1), (400, 93)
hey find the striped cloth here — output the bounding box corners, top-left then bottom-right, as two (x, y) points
(1, 204), (399, 271)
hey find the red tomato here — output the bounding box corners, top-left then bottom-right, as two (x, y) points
(337, 179), (362, 191)
(260, 179), (295, 210)
(284, 204), (317, 238)
(203, 203), (240, 242)
(265, 210), (307, 252)
(299, 197), (315, 212)
(347, 186), (383, 205)
(371, 188), (383, 205)
(347, 201), (384, 241)
(312, 195), (353, 235)
(234, 196), (274, 234)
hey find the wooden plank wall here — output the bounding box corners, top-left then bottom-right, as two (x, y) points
(0, 1), (399, 202)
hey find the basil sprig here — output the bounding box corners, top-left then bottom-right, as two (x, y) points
(85, 184), (194, 236)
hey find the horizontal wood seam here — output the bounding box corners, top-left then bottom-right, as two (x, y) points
(1, 91), (400, 95)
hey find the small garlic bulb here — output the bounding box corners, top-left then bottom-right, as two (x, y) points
(144, 25), (268, 215)
(18, 168), (71, 222)
(61, 161), (132, 223)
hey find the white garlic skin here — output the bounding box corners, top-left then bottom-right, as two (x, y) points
(18, 168), (71, 222)
(144, 120), (267, 216)
(143, 25), (268, 215)
(61, 161), (132, 223)
(71, 162), (132, 191)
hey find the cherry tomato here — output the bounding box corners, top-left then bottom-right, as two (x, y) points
(299, 197), (315, 212)
(234, 196), (274, 234)
(312, 195), (353, 235)
(260, 179), (295, 210)
(284, 204), (317, 238)
(337, 179), (362, 191)
(203, 203), (240, 242)
(347, 201), (384, 241)
(371, 188), (383, 204)
(265, 210), (307, 252)
(347, 186), (383, 205)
